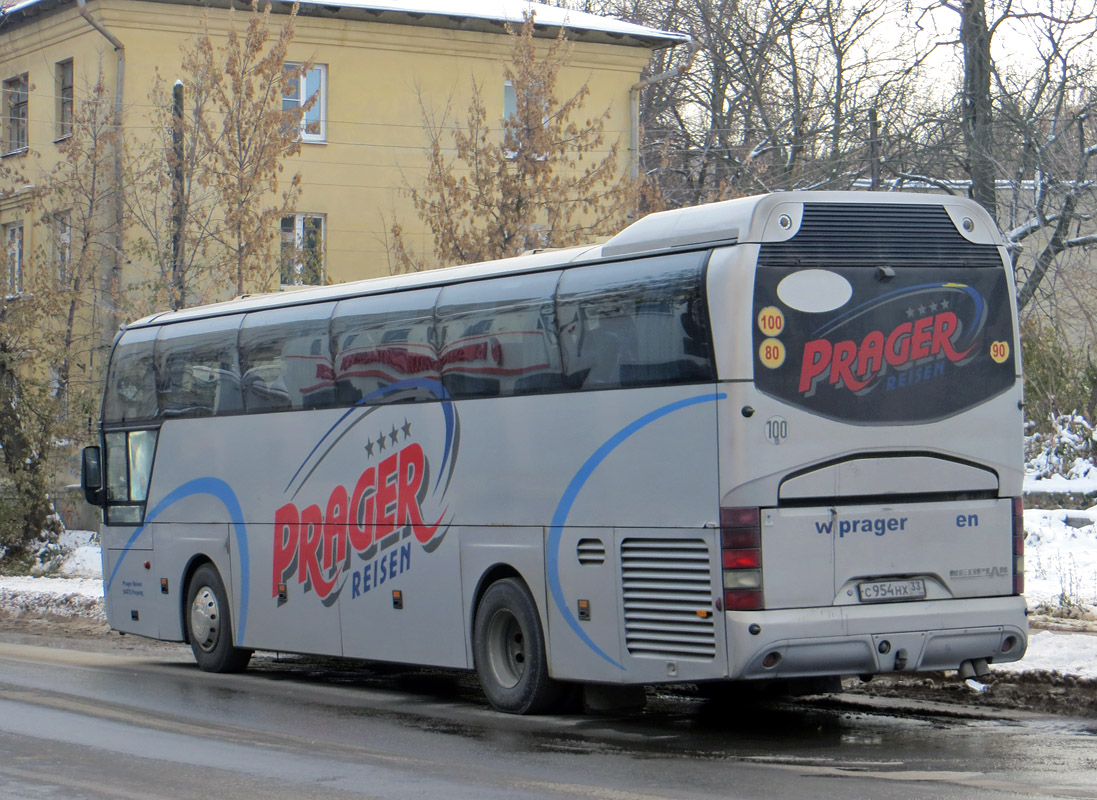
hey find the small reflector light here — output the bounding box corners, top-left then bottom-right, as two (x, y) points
(160, 578), (169, 594)
(721, 528), (760, 549)
(392, 590), (403, 609)
(696, 609), (712, 618)
(721, 506), (760, 528)
(722, 548), (760, 570)
(724, 589), (764, 611)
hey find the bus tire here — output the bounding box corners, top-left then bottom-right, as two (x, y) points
(473, 578), (563, 714)
(186, 563), (252, 673)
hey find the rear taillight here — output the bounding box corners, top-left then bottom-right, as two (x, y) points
(720, 506), (763, 610)
(1011, 497), (1025, 595)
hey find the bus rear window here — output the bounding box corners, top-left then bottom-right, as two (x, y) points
(751, 265), (1016, 424)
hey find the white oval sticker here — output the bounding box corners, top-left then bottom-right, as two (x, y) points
(776, 269), (853, 313)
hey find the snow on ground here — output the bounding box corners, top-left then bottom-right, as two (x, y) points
(1, 510), (1096, 680)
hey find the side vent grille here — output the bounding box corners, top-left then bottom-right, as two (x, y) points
(759, 204), (1003, 268)
(577, 538), (606, 565)
(620, 538), (716, 660)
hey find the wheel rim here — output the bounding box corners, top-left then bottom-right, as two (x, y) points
(485, 608), (526, 690)
(190, 585), (220, 653)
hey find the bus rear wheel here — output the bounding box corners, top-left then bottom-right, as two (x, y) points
(186, 563), (252, 673)
(473, 578), (566, 714)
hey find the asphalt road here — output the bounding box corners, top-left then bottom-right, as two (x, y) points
(0, 635), (1094, 800)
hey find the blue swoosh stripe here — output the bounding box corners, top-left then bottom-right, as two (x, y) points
(107, 477), (251, 646)
(285, 378), (455, 494)
(547, 392), (726, 669)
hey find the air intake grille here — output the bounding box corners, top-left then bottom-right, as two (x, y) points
(759, 204), (1003, 268)
(577, 538), (606, 565)
(620, 538), (716, 659)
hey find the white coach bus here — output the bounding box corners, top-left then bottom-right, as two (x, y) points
(82, 192), (1027, 714)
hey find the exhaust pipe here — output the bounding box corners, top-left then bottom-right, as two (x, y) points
(958, 658), (991, 680)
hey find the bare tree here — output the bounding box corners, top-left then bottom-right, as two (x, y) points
(390, 13), (637, 270)
(128, 1), (312, 308)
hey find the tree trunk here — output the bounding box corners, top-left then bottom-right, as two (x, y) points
(961, 0), (996, 217)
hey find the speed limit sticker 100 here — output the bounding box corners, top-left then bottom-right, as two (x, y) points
(757, 306), (784, 337)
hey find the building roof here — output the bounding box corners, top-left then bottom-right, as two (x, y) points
(0, 0), (688, 48)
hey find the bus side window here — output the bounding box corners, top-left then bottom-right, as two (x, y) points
(104, 428), (159, 525)
(155, 318), (242, 418)
(556, 253), (714, 391)
(103, 328), (159, 424)
(240, 304), (336, 413)
(435, 271), (562, 400)
(331, 288), (441, 405)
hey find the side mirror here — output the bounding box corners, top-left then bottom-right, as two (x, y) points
(81, 446), (104, 506)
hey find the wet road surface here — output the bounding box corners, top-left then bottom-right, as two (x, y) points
(0, 636), (1094, 799)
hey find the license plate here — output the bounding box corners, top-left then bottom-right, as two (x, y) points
(858, 578), (926, 603)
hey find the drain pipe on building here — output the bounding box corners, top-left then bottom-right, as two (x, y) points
(76, 0), (125, 347)
(629, 40), (701, 182)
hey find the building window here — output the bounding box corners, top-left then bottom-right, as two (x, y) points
(4, 221), (24, 295)
(57, 60), (74, 140)
(280, 213), (325, 286)
(283, 63), (326, 142)
(4, 73), (28, 153)
(504, 80), (517, 121)
(54, 211), (72, 281)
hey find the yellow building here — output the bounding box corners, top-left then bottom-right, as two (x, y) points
(0, 0), (685, 303)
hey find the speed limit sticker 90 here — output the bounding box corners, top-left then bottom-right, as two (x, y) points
(990, 341), (1010, 364)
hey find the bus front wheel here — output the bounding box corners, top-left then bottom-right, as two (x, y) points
(473, 578), (565, 714)
(185, 563), (252, 673)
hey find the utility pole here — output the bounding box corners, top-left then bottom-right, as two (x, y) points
(171, 80), (184, 310)
(868, 106), (881, 191)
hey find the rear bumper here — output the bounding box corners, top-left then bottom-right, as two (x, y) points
(726, 596), (1028, 680)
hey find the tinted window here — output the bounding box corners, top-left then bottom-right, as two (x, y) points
(155, 317), (242, 418)
(103, 328), (159, 424)
(239, 303), (336, 413)
(751, 265), (1016, 424)
(556, 253), (714, 391)
(436, 272), (562, 399)
(104, 428), (158, 526)
(331, 288), (441, 404)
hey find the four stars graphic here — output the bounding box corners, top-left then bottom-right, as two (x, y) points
(364, 419), (413, 457)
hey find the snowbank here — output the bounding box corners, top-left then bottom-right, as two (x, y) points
(992, 630), (1097, 680)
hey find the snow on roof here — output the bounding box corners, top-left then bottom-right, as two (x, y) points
(305, 1), (685, 43)
(0, 0), (688, 48)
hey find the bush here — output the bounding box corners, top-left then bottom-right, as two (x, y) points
(1020, 317), (1097, 433)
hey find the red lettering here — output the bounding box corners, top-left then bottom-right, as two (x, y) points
(856, 330), (885, 378)
(323, 485), (349, 571)
(270, 442), (445, 603)
(909, 316), (934, 360)
(798, 339), (832, 393)
(299, 504), (336, 597)
(348, 466), (376, 552)
(272, 503), (299, 597)
(931, 311), (971, 361)
(829, 340), (870, 391)
(885, 322), (912, 367)
(375, 453), (399, 541)
(398, 443), (439, 543)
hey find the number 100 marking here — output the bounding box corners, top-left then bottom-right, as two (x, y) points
(765, 417), (788, 445)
